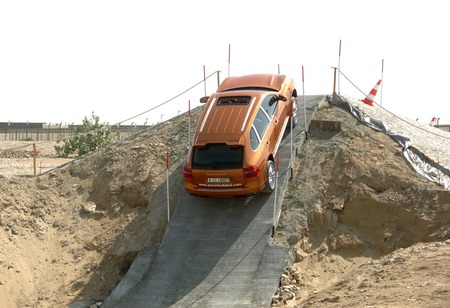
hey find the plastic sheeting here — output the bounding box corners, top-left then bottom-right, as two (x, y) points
(338, 96), (449, 190)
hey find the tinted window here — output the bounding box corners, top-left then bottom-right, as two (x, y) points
(216, 96), (250, 105)
(250, 126), (260, 151)
(261, 94), (278, 117)
(192, 144), (243, 169)
(253, 108), (270, 140)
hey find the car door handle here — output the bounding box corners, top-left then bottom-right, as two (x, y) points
(274, 120), (279, 126)
(266, 141), (270, 147)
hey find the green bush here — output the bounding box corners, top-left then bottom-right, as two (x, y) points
(55, 113), (118, 157)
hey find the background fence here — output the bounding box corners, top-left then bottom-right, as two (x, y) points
(0, 124), (152, 142)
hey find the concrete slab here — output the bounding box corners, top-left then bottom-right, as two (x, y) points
(101, 95), (324, 308)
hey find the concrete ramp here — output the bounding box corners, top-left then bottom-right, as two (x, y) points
(103, 194), (291, 307)
(102, 95), (323, 308)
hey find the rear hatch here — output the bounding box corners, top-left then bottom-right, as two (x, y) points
(191, 143), (245, 189)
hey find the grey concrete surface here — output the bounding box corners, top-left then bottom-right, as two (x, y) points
(101, 95), (324, 308)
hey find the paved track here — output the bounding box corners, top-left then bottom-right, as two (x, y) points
(102, 95), (324, 308)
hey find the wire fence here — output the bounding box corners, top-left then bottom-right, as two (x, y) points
(0, 71), (219, 150)
(0, 68), (215, 178)
(337, 68), (450, 139)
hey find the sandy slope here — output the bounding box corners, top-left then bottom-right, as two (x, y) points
(0, 102), (449, 308)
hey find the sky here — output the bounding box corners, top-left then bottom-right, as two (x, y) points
(1, 0), (449, 126)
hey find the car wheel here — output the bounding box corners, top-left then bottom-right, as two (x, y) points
(290, 98), (299, 128)
(262, 160), (276, 193)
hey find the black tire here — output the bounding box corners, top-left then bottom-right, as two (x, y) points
(262, 160), (276, 193)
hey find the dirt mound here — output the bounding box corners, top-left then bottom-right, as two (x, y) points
(1, 101), (449, 308)
(0, 110), (201, 308)
(272, 101), (450, 307)
(298, 240), (450, 307)
(0, 149), (34, 159)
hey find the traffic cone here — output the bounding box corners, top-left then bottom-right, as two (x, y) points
(361, 79), (382, 106)
(429, 117), (436, 126)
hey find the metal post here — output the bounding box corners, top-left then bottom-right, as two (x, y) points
(338, 40), (341, 94)
(332, 67), (337, 105)
(272, 154), (280, 236)
(203, 65), (207, 97)
(228, 44), (231, 77)
(302, 66), (307, 139)
(290, 98), (293, 179)
(380, 59), (384, 106)
(188, 100), (191, 148)
(33, 144), (37, 177)
(166, 151), (170, 223)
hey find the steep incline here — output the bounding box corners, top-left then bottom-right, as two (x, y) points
(102, 96), (323, 307)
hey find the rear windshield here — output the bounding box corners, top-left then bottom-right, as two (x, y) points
(216, 96), (250, 105)
(192, 144), (243, 170)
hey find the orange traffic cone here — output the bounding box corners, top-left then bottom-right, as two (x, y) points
(361, 79), (382, 106)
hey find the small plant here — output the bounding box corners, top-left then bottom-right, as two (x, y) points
(55, 112), (118, 157)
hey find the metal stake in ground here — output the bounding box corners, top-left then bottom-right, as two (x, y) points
(272, 153), (280, 236)
(302, 66), (308, 139)
(33, 143), (37, 177)
(188, 100), (191, 148)
(166, 151), (170, 222)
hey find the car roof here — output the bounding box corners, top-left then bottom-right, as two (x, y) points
(194, 89), (272, 146)
(217, 74), (289, 93)
(193, 74), (295, 147)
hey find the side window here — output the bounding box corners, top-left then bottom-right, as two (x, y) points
(260, 94), (278, 118)
(253, 108), (270, 140)
(249, 94), (278, 151)
(249, 126), (260, 150)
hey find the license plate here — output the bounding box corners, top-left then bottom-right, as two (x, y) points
(207, 177), (231, 183)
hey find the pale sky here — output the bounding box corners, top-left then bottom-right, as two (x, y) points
(1, 0), (449, 126)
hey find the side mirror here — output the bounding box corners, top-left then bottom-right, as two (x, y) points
(200, 96), (210, 104)
(278, 95), (287, 102)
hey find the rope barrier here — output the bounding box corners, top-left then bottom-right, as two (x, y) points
(113, 70), (218, 126)
(0, 71), (218, 152)
(337, 68), (450, 140)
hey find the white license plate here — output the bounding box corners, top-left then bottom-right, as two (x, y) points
(207, 177), (231, 183)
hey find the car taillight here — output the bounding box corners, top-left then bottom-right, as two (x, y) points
(183, 167), (193, 180)
(243, 166), (260, 178)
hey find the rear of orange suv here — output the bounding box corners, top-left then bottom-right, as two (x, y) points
(183, 74), (297, 197)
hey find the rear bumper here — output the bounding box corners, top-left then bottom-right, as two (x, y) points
(184, 182), (263, 198)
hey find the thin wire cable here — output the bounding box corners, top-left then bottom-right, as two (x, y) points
(113, 71), (219, 126)
(0, 138), (64, 152)
(1, 71), (218, 152)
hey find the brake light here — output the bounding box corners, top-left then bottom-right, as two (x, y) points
(243, 166), (260, 178)
(183, 167), (193, 180)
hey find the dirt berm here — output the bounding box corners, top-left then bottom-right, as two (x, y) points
(0, 100), (449, 308)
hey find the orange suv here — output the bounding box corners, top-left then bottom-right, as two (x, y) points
(183, 74), (298, 197)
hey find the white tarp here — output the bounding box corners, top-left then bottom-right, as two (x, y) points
(338, 96), (449, 189)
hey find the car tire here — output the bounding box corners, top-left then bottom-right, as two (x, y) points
(262, 160), (276, 193)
